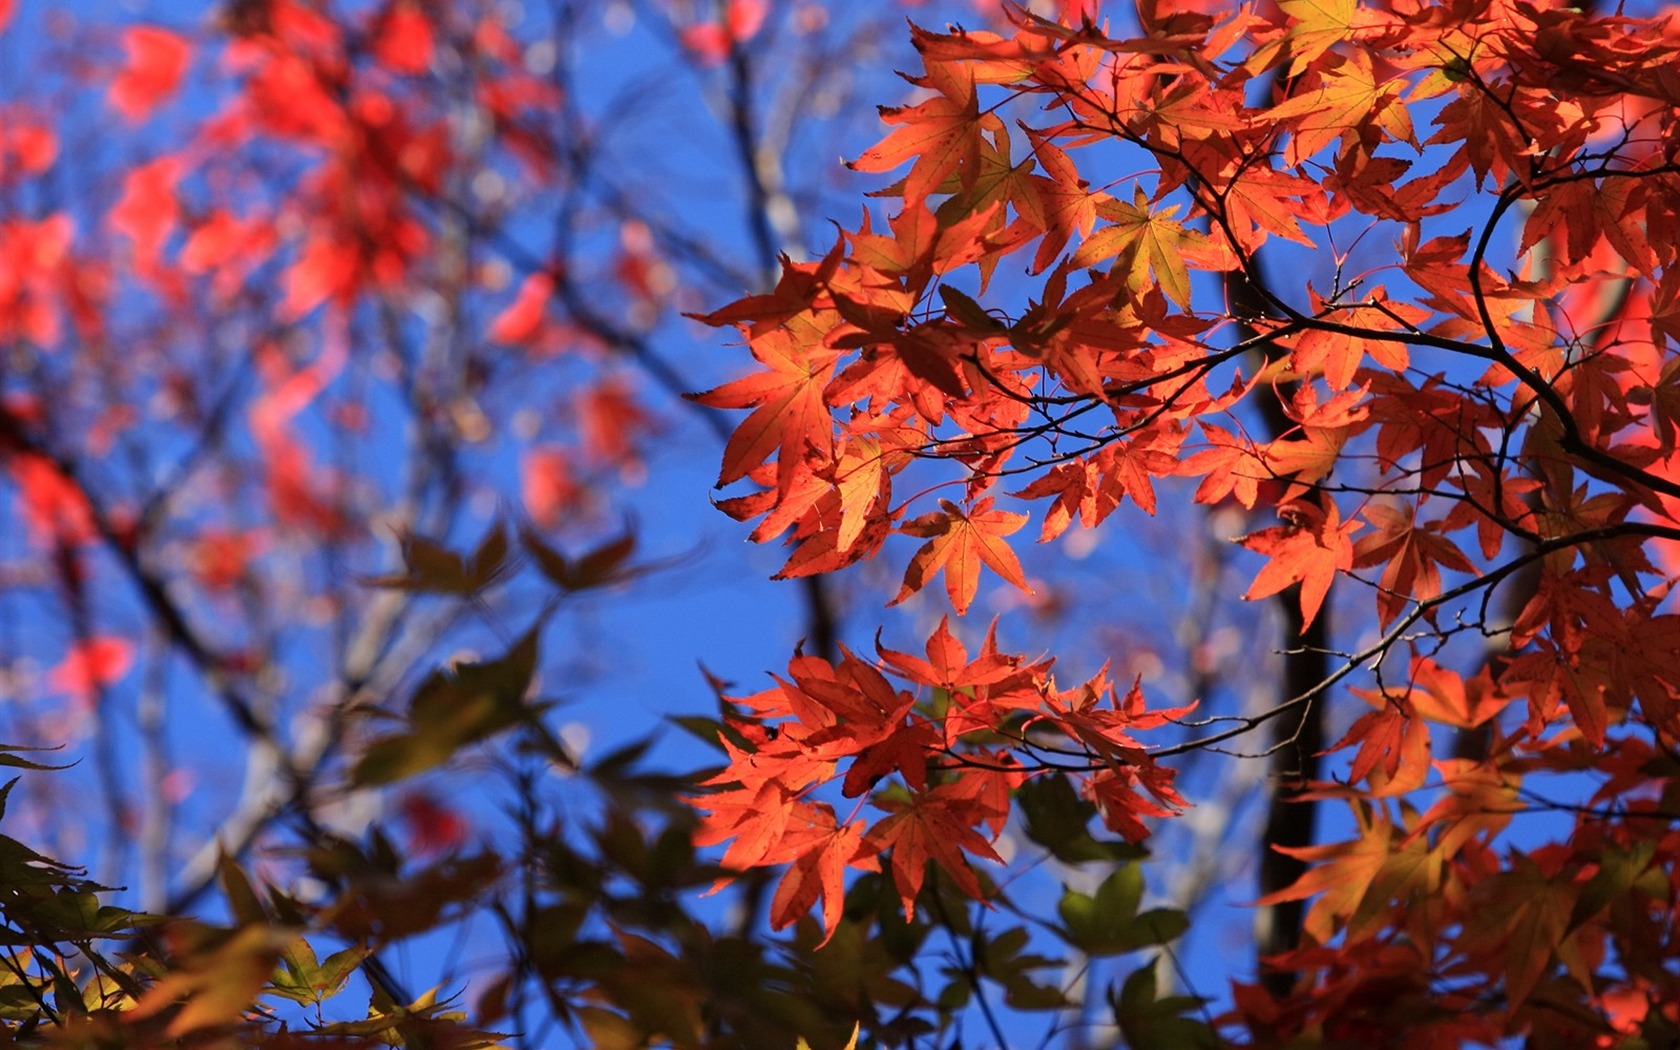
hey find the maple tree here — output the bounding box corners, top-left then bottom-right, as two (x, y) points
(689, 0), (1680, 1046)
(0, 0), (937, 1046)
(3, 0), (1680, 1047)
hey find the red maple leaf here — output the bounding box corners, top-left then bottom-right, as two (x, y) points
(48, 636), (134, 704)
(892, 497), (1032, 614)
(488, 272), (554, 345)
(690, 325), (839, 493)
(372, 2), (433, 76)
(864, 783), (1004, 921)
(1352, 501), (1478, 628)
(768, 818), (868, 944)
(108, 26), (191, 123)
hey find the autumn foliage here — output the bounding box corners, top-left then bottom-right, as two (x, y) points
(1, 0), (1680, 1047)
(690, 0), (1680, 1045)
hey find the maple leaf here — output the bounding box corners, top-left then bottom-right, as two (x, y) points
(1068, 185), (1205, 310)
(372, 2), (434, 75)
(108, 26), (191, 123)
(876, 617), (1042, 742)
(109, 157), (181, 276)
(180, 209), (278, 297)
(694, 763), (837, 877)
(1502, 639), (1614, 746)
(397, 792), (468, 857)
(1268, 49), (1414, 167)
(1041, 672), (1151, 766)
(876, 617), (1019, 691)
(1240, 497), (1359, 628)
(1083, 762), (1183, 843)
(11, 452), (96, 548)
(1411, 757), (1518, 860)
(47, 636), (134, 705)
(841, 718), (939, 797)
(1013, 128), (1102, 274)
(1403, 660), (1510, 730)
(487, 272), (554, 345)
(281, 234), (362, 320)
(1259, 424), (1351, 503)
(0, 113), (55, 176)
(1218, 162), (1331, 251)
(520, 446), (586, 531)
(864, 783), (1004, 920)
(188, 528), (263, 591)
(680, 0), (766, 66)
(1180, 422), (1264, 509)
(1259, 804), (1438, 944)
(1427, 79), (1529, 187)
(892, 497), (1032, 614)
(1460, 856), (1578, 1011)
(1277, 0), (1359, 76)
(689, 237), (846, 332)
(1012, 457), (1108, 542)
(1292, 287), (1422, 389)
(1352, 501), (1478, 628)
(1333, 689), (1431, 797)
(850, 55), (988, 208)
(907, 23), (1053, 85)
(769, 818), (867, 944)
(771, 500), (893, 581)
(576, 376), (651, 471)
(691, 324), (840, 492)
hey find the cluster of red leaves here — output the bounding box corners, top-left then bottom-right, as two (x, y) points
(0, 0), (667, 735)
(693, 618), (1187, 940)
(695, 0), (1680, 1040)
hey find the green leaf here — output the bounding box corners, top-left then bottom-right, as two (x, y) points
(350, 731), (462, 787)
(521, 527), (639, 592)
(352, 628), (542, 786)
(1057, 864), (1144, 956)
(0, 745), (70, 772)
(1111, 959), (1219, 1050)
(1116, 908), (1190, 951)
(665, 714), (733, 753)
(315, 945), (368, 999)
(363, 523), (512, 595)
(218, 851), (268, 927)
(974, 926), (1068, 1011)
(1572, 841), (1656, 929)
(1018, 774), (1144, 865)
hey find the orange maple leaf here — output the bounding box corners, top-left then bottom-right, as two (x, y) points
(850, 55), (989, 208)
(1069, 185), (1205, 310)
(691, 325), (840, 492)
(1240, 497), (1359, 628)
(1402, 660), (1510, 730)
(892, 497), (1031, 614)
(1259, 804), (1438, 944)
(1277, 0), (1360, 75)
(1259, 424), (1351, 502)
(1411, 757), (1518, 860)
